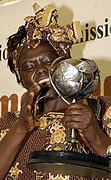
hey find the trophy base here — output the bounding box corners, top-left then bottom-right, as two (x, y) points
(27, 151), (111, 178)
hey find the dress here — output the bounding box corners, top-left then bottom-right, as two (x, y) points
(0, 96), (111, 180)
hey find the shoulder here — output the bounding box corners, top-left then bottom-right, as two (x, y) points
(0, 112), (19, 141)
(87, 96), (111, 117)
(0, 111), (19, 129)
(96, 96), (111, 136)
(98, 96), (111, 106)
(97, 96), (111, 117)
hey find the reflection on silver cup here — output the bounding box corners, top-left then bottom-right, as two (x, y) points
(49, 57), (100, 104)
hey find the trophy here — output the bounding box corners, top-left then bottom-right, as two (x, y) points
(27, 58), (111, 178)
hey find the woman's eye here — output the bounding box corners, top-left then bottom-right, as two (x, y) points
(23, 64), (35, 71)
(43, 57), (54, 64)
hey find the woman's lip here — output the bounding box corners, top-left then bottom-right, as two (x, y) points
(37, 77), (58, 100)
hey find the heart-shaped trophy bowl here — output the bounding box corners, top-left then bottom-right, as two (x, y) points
(27, 58), (111, 178)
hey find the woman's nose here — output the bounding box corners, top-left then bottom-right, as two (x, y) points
(31, 68), (47, 83)
(37, 66), (48, 75)
(32, 66), (48, 81)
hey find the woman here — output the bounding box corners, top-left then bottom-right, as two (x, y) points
(0, 3), (111, 180)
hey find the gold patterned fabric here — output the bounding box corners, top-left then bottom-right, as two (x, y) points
(1, 96), (111, 179)
(99, 96), (111, 137)
(24, 3), (82, 55)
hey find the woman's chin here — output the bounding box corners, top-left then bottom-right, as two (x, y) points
(44, 93), (58, 102)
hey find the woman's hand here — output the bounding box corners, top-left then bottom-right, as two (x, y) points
(18, 83), (41, 133)
(63, 102), (103, 144)
(63, 102), (111, 156)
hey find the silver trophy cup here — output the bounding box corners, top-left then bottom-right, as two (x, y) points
(49, 57), (100, 104)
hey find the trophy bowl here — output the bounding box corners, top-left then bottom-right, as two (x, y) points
(49, 57), (100, 104)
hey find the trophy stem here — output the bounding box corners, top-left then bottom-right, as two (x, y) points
(71, 128), (76, 143)
(64, 128), (87, 154)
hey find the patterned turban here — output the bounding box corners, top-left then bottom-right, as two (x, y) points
(7, 3), (82, 83)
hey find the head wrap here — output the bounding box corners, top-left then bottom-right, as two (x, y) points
(7, 3), (82, 83)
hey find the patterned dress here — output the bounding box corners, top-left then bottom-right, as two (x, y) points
(0, 96), (111, 180)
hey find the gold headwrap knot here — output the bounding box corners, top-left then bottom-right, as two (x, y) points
(24, 3), (82, 55)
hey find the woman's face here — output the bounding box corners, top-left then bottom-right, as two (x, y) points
(19, 42), (58, 89)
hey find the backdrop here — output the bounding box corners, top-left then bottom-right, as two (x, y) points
(0, 0), (111, 113)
